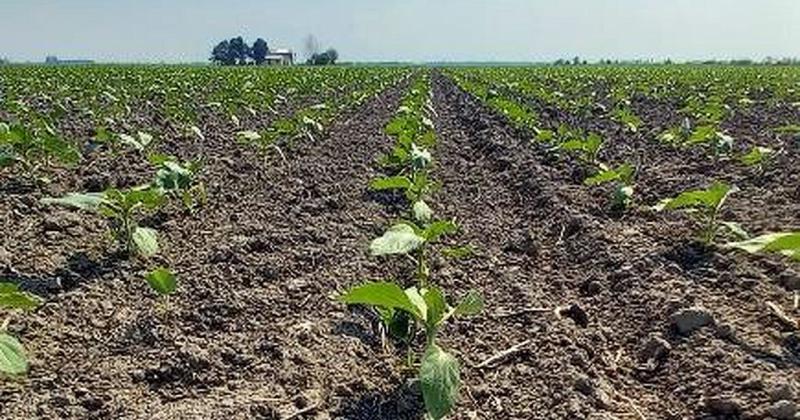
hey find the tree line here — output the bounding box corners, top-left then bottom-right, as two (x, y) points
(210, 35), (339, 66)
(210, 36), (270, 65)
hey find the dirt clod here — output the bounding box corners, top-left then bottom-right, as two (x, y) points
(670, 306), (715, 335)
(769, 400), (799, 420)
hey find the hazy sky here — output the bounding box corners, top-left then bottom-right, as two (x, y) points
(2, 0), (799, 63)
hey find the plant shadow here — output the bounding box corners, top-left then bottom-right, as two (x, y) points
(663, 241), (714, 271)
(3, 250), (127, 297)
(334, 381), (425, 420)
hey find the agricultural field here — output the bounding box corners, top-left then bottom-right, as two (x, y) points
(1, 64), (799, 419)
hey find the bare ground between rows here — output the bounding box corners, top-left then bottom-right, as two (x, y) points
(428, 73), (799, 419)
(0, 79), (443, 419)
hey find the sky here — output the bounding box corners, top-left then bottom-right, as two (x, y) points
(1, 0), (799, 63)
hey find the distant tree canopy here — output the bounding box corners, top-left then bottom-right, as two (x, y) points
(251, 38), (269, 65)
(210, 36), (270, 66)
(307, 48), (339, 66)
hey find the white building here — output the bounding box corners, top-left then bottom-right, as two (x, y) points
(264, 49), (294, 65)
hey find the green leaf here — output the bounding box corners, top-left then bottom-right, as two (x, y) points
(124, 187), (165, 210)
(339, 281), (423, 320)
(441, 245), (475, 259)
(370, 224), (426, 256)
(0, 283), (41, 310)
(719, 221), (749, 240)
(405, 287), (428, 322)
(0, 333), (29, 376)
(413, 200), (433, 223)
(42, 133), (81, 165)
(423, 220), (458, 242)
(658, 182), (736, 212)
(739, 146), (773, 166)
(236, 130), (262, 142)
(584, 163), (634, 186)
(420, 344), (461, 420)
(132, 227), (159, 258)
(726, 232), (800, 260)
(40, 193), (106, 211)
(687, 125), (718, 144)
(452, 290), (484, 317)
(370, 176), (412, 191)
(145, 267), (177, 296)
(423, 287), (447, 329)
(118, 133), (143, 151)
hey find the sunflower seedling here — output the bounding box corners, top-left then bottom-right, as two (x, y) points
(41, 186), (165, 258)
(655, 181), (741, 245)
(559, 132), (603, 166)
(340, 282), (482, 420)
(584, 163), (635, 210)
(0, 121), (80, 181)
(739, 146), (773, 173)
(149, 154), (207, 210)
(0, 282), (41, 377)
(118, 131), (156, 153)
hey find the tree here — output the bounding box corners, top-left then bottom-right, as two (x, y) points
(211, 40), (235, 65)
(324, 48), (338, 64)
(307, 48), (339, 66)
(228, 36), (250, 65)
(251, 38), (269, 65)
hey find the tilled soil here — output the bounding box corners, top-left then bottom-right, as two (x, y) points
(1, 70), (799, 420)
(430, 73), (799, 419)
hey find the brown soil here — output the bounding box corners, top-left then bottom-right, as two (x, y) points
(0, 71), (798, 420)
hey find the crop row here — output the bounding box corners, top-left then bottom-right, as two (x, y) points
(339, 73), (482, 420)
(0, 66), (411, 378)
(444, 67), (800, 283)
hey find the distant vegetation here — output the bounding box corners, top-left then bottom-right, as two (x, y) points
(211, 34), (339, 66)
(210, 36), (269, 65)
(307, 49), (339, 66)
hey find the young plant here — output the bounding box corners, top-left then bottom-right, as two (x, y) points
(611, 107), (642, 133)
(118, 131), (156, 153)
(738, 146), (773, 173)
(145, 267), (178, 300)
(149, 154), (207, 210)
(584, 162), (635, 210)
(655, 181), (740, 245)
(41, 186), (165, 258)
(559, 132), (603, 166)
(340, 282), (483, 420)
(0, 282), (41, 377)
(0, 121), (80, 181)
(370, 169), (437, 204)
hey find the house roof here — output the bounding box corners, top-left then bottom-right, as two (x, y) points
(271, 48), (293, 55)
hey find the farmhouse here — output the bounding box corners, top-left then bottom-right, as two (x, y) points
(264, 48), (294, 65)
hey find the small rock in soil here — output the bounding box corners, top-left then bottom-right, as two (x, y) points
(670, 307), (715, 335)
(704, 396), (742, 416)
(572, 374), (613, 409)
(769, 400), (798, 420)
(581, 278), (603, 296)
(770, 382), (796, 401)
(777, 269), (800, 291)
